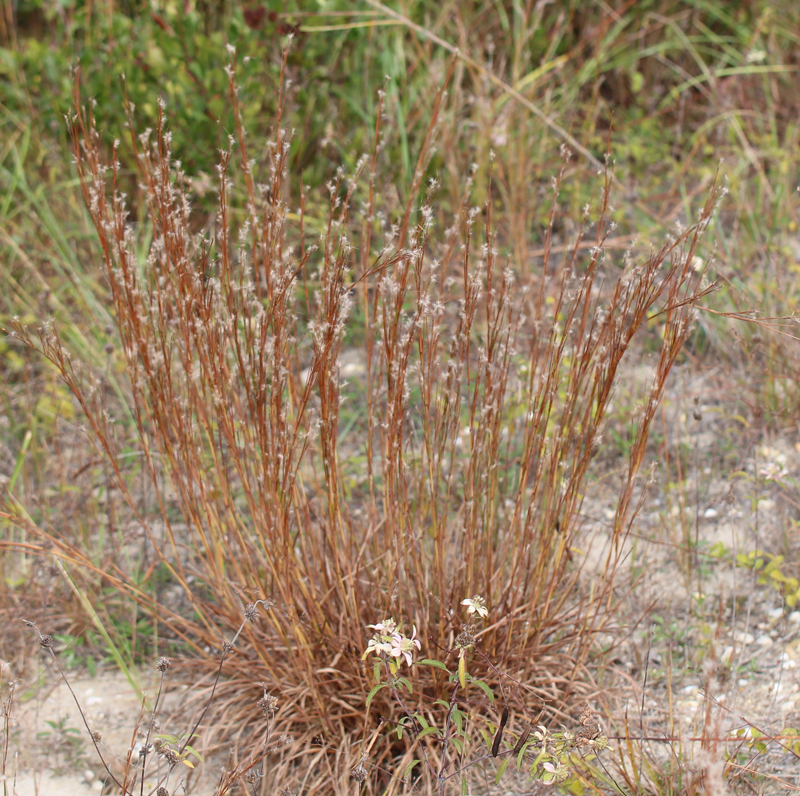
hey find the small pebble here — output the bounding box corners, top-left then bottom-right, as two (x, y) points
(83, 770), (95, 783)
(756, 635), (773, 648)
(789, 611), (800, 624)
(738, 679), (749, 687)
(703, 508), (718, 518)
(721, 646), (734, 665)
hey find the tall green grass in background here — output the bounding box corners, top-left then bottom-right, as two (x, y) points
(2, 1), (800, 794)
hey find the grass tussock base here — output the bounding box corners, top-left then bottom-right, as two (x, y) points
(4, 49), (723, 794)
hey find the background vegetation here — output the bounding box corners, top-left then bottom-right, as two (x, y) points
(1, 1), (800, 795)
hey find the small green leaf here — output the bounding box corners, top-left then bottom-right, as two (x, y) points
(418, 726), (443, 740)
(530, 747), (547, 773)
(516, 740), (534, 769)
(450, 737), (463, 755)
(468, 677), (495, 703)
(461, 775), (467, 796)
(495, 756), (510, 784)
(417, 658), (451, 672)
(709, 541), (727, 558)
(402, 759), (420, 779)
(366, 683), (387, 709)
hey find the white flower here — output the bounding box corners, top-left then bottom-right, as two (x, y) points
(368, 618), (398, 635)
(390, 626), (420, 666)
(760, 462), (788, 482)
(362, 618), (400, 660)
(461, 596), (488, 618)
(362, 634), (393, 660)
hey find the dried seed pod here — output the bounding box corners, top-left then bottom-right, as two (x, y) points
(492, 707), (509, 757)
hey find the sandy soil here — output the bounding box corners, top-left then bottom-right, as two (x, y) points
(4, 667), (222, 796)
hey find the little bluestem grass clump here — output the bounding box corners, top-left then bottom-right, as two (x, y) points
(4, 41), (723, 794)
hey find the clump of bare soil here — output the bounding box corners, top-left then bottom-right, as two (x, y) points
(3, 664), (226, 795)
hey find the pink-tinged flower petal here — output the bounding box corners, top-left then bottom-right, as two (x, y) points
(389, 629), (419, 667)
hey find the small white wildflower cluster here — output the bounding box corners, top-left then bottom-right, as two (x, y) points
(760, 461), (788, 482)
(362, 618), (420, 668)
(759, 445), (789, 483)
